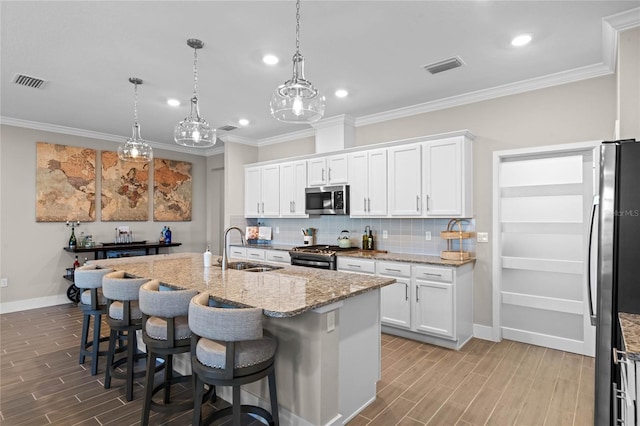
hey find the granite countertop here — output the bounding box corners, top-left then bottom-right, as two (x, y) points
(619, 312), (640, 361)
(238, 243), (475, 267)
(90, 253), (395, 318)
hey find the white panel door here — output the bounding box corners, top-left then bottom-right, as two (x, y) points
(497, 150), (596, 356)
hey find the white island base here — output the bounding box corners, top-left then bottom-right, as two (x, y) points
(223, 289), (381, 426)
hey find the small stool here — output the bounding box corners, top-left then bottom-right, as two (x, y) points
(75, 265), (114, 375)
(102, 270), (152, 401)
(189, 293), (279, 426)
(139, 280), (200, 426)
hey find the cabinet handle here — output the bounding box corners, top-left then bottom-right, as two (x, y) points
(261, 202), (264, 213)
(368, 198), (371, 212)
(385, 268), (402, 273)
(292, 200), (296, 212)
(424, 272), (442, 277)
(416, 285), (419, 302)
(416, 195), (420, 211)
(364, 198), (367, 211)
(348, 264), (361, 268)
(273, 255), (283, 260)
(322, 168), (325, 181)
(426, 195), (430, 211)
(405, 283), (408, 301)
(250, 253), (260, 257)
(328, 168), (332, 181)
(257, 202), (260, 214)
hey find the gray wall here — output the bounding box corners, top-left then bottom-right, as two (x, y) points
(0, 126), (207, 310)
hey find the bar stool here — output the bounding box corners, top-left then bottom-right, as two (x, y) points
(102, 270), (152, 401)
(138, 280), (199, 426)
(188, 293), (279, 426)
(75, 265), (114, 375)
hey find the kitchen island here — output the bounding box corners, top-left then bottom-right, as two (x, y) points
(91, 253), (396, 426)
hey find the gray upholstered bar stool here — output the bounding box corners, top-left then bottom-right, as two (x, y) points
(138, 280), (199, 426)
(102, 270), (152, 401)
(75, 265), (114, 376)
(189, 293), (279, 426)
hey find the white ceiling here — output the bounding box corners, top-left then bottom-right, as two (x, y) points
(1, 1), (638, 155)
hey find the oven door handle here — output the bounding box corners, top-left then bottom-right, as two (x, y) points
(290, 258), (332, 269)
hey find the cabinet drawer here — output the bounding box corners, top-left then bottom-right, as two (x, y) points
(229, 247), (247, 259)
(246, 248), (266, 261)
(265, 250), (291, 263)
(337, 257), (376, 274)
(414, 265), (453, 283)
(377, 261), (411, 278)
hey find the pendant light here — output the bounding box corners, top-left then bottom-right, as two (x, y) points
(174, 38), (216, 147)
(270, 0), (325, 123)
(118, 77), (153, 163)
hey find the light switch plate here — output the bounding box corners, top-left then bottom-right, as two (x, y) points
(1, 278), (7, 288)
(477, 232), (489, 243)
(382, 230), (388, 239)
(425, 231), (432, 241)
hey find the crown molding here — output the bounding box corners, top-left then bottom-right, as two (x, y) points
(218, 134), (259, 147)
(310, 114), (356, 130)
(0, 116), (222, 156)
(256, 127), (316, 147)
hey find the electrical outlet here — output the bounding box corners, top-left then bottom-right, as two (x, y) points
(275, 226), (280, 234)
(382, 230), (388, 239)
(477, 232), (489, 243)
(425, 231), (432, 241)
(327, 311), (335, 332)
(1, 278), (7, 288)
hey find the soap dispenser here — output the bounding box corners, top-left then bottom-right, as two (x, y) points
(203, 245), (213, 267)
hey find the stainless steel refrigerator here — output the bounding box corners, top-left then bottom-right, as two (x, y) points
(591, 139), (640, 425)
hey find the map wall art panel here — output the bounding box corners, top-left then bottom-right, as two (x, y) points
(101, 151), (149, 221)
(36, 142), (96, 222)
(153, 158), (192, 221)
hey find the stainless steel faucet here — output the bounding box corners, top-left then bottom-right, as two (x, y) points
(221, 226), (245, 271)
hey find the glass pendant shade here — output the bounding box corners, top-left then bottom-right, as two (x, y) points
(174, 95), (216, 147)
(118, 77), (152, 163)
(270, 0), (325, 124)
(174, 38), (216, 148)
(118, 123), (153, 162)
(270, 52), (325, 123)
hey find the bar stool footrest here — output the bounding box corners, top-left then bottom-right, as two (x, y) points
(203, 404), (275, 426)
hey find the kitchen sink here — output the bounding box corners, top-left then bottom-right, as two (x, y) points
(224, 262), (283, 272)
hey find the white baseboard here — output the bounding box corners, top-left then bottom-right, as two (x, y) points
(473, 323), (497, 341)
(0, 293), (70, 314)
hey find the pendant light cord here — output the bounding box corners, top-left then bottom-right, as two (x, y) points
(133, 81), (139, 125)
(192, 46), (199, 98)
(295, 0), (301, 54)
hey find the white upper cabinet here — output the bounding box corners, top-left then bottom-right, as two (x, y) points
(422, 136), (473, 217)
(307, 154), (348, 186)
(244, 164), (280, 218)
(388, 143), (422, 216)
(348, 148), (387, 217)
(280, 160), (308, 217)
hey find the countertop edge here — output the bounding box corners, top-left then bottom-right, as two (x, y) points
(619, 312), (640, 361)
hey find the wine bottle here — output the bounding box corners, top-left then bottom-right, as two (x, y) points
(69, 227), (77, 248)
(73, 256), (80, 269)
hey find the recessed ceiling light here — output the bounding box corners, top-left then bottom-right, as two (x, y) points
(238, 118), (250, 126)
(263, 54), (279, 65)
(511, 34), (532, 47)
(167, 98), (180, 107)
(335, 89), (349, 98)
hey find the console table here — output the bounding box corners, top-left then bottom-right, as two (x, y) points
(63, 242), (181, 302)
(63, 241), (181, 260)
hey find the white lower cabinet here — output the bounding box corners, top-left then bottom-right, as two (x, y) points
(337, 257), (376, 275)
(265, 249), (291, 264)
(382, 262), (473, 350)
(377, 262), (411, 330)
(229, 246), (247, 259)
(616, 346), (638, 426)
(246, 248), (266, 262)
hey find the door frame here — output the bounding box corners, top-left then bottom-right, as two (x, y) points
(491, 140), (601, 344)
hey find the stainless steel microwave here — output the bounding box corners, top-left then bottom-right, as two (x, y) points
(305, 185), (349, 215)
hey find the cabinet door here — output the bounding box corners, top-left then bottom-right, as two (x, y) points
(292, 161), (308, 215)
(348, 152), (368, 216)
(414, 280), (454, 339)
(367, 149), (388, 216)
(307, 158), (326, 186)
(381, 278), (411, 329)
(280, 162), (295, 215)
(244, 167), (262, 218)
(389, 144), (422, 216)
(261, 165), (280, 217)
(424, 139), (462, 216)
(327, 155), (348, 184)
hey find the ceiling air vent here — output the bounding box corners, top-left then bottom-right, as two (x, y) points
(217, 125), (237, 132)
(13, 73), (48, 89)
(423, 56), (464, 75)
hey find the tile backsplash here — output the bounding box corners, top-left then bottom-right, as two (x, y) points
(230, 215), (475, 256)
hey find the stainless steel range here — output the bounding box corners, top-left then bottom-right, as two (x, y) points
(289, 245), (359, 270)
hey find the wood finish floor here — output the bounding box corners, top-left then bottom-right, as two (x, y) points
(0, 303), (594, 426)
